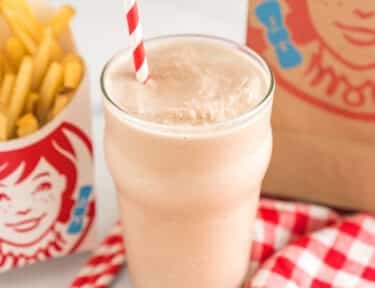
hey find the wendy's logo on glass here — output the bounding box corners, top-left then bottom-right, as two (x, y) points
(249, 0), (375, 121)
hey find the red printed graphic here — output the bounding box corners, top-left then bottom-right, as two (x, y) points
(0, 123), (95, 271)
(248, 0), (375, 121)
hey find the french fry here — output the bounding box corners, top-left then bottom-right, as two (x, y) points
(0, 104), (9, 141)
(6, 37), (26, 68)
(16, 113), (39, 137)
(2, 0), (44, 42)
(63, 54), (84, 89)
(51, 38), (64, 61)
(0, 54), (3, 82)
(49, 5), (75, 35)
(8, 26), (36, 55)
(1, 6), (37, 54)
(0, 116), (8, 141)
(3, 56), (15, 73)
(47, 94), (70, 121)
(0, 73), (15, 105)
(8, 57), (33, 136)
(25, 92), (39, 114)
(3, 0), (36, 18)
(32, 29), (55, 90)
(12, 26), (37, 55)
(37, 62), (64, 123)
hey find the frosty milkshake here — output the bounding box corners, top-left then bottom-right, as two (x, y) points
(102, 35), (274, 288)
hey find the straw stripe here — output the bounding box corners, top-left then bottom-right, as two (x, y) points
(86, 252), (125, 269)
(126, 4), (139, 34)
(129, 24), (143, 50)
(79, 255), (126, 277)
(137, 59), (149, 82)
(96, 274), (119, 285)
(71, 258), (125, 287)
(93, 243), (123, 256)
(133, 43), (146, 70)
(124, 0), (149, 83)
(124, 0), (136, 13)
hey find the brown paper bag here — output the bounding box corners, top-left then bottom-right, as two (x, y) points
(247, 0), (375, 211)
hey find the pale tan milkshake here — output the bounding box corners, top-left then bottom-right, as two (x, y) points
(102, 35), (274, 288)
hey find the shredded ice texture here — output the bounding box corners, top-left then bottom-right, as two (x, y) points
(105, 38), (268, 125)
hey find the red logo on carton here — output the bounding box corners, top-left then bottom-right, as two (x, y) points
(0, 123), (95, 271)
(248, 0), (375, 121)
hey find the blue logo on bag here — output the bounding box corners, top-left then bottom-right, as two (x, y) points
(68, 185), (92, 234)
(256, 0), (302, 69)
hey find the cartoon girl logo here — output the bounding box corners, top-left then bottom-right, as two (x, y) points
(0, 123), (95, 271)
(248, 0), (375, 120)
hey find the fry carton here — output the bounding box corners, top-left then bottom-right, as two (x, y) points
(247, 0), (375, 211)
(0, 0), (95, 272)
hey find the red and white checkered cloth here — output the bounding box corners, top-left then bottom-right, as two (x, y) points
(71, 197), (375, 288)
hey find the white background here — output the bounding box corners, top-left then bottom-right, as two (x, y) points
(0, 0), (248, 287)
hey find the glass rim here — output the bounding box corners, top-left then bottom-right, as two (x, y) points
(101, 34), (275, 136)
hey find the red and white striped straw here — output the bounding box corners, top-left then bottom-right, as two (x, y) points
(70, 223), (126, 288)
(125, 0), (149, 83)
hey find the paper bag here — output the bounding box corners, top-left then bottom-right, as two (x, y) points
(247, 0), (375, 211)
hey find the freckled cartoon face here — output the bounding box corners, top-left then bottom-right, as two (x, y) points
(0, 159), (66, 246)
(307, 0), (375, 68)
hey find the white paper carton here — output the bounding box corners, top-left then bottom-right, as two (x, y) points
(0, 0), (95, 272)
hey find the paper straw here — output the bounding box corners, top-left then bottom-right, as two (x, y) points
(70, 223), (126, 288)
(125, 0), (149, 83)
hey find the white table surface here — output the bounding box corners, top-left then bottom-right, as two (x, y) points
(0, 0), (247, 287)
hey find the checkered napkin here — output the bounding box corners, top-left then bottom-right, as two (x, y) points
(71, 198), (375, 288)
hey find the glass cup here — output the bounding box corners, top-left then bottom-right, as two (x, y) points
(101, 35), (275, 288)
